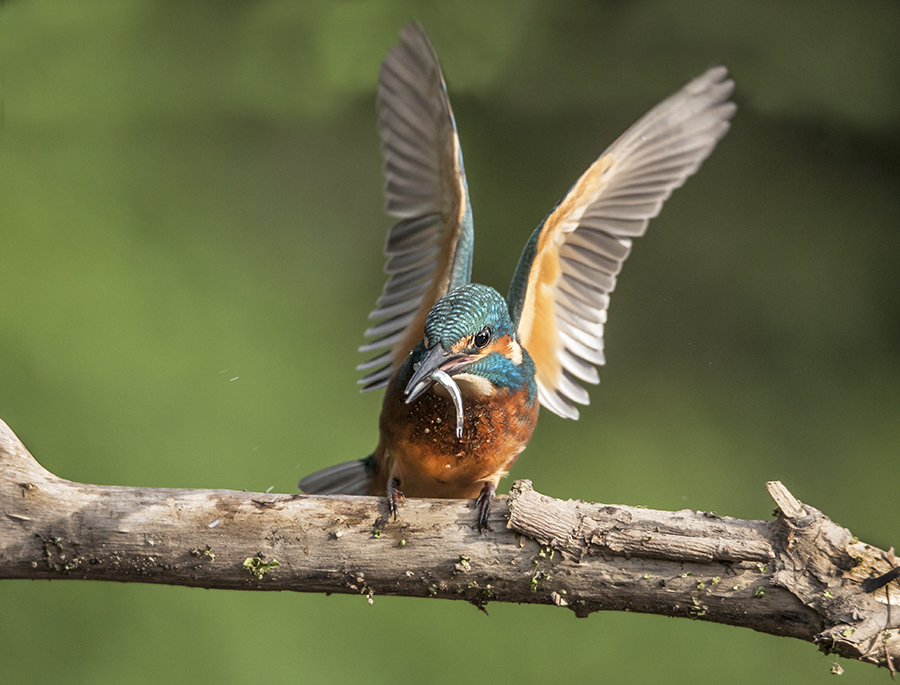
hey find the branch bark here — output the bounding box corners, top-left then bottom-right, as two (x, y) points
(1, 418), (897, 672)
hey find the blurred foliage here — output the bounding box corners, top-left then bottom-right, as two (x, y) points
(2, 1), (898, 683)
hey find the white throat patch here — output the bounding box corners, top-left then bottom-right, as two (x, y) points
(452, 373), (497, 397)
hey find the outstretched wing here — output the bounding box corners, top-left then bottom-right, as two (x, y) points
(509, 67), (736, 418)
(358, 21), (474, 390)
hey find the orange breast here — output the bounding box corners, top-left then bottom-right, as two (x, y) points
(371, 380), (539, 500)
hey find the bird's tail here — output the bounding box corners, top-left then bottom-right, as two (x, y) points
(298, 455), (374, 495)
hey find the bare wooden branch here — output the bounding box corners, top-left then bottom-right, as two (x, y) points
(1, 418), (897, 671)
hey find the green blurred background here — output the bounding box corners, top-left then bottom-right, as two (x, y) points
(2, 0), (898, 682)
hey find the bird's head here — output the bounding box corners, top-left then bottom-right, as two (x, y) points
(404, 284), (535, 409)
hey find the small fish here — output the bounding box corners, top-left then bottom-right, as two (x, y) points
(430, 369), (464, 439)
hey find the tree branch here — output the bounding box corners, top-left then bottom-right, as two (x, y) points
(1, 418), (897, 672)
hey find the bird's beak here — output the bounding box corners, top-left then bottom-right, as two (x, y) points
(404, 344), (464, 403)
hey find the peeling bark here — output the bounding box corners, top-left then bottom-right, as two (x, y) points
(1, 418), (897, 672)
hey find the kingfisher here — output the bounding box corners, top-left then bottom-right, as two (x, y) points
(299, 22), (735, 531)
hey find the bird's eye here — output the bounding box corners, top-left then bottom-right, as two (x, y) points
(473, 327), (491, 348)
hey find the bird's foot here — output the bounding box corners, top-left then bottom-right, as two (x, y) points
(475, 482), (495, 533)
(387, 478), (404, 520)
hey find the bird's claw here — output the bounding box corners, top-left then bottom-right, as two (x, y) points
(475, 482), (496, 533)
(387, 478), (404, 520)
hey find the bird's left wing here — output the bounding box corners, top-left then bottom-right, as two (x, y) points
(509, 67), (736, 419)
(358, 22), (474, 390)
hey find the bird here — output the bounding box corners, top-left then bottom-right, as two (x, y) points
(299, 21), (736, 531)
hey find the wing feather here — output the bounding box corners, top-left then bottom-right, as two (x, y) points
(358, 22), (474, 391)
(509, 67), (736, 418)
(371, 283), (429, 312)
(559, 348), (601, 383)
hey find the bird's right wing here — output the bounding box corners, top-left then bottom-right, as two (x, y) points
(508, 67), (736, 418)
(358, 21), (474, 390)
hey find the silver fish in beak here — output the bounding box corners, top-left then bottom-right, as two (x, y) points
(429, 369), (464, 439)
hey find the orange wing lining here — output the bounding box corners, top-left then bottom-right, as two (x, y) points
(518, 154), (616, 391)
